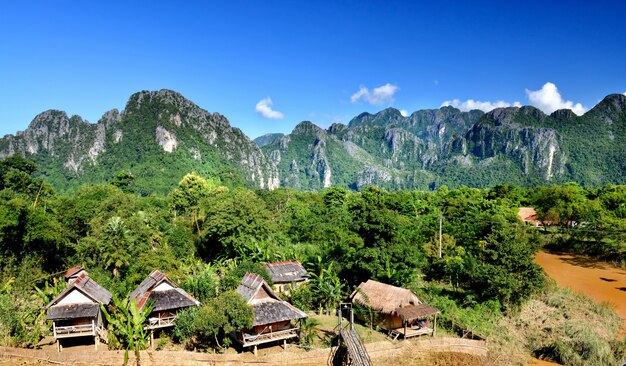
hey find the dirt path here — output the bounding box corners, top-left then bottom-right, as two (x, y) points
(0, 337), (487, 366)
(534, 251), (626, 334)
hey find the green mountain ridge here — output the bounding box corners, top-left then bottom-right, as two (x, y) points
(0, 89), (279, 194)
(261, 94), (626, 190)
(1, 90), (624, 193)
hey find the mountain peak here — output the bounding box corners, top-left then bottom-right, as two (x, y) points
(124, 89), (197, 114)
(293, 121), (325, 135)
(551, 109), (577, 120)
(590, 93), (626, 115)
(28, 110), (69, 129)
(348, 107), (406, 128)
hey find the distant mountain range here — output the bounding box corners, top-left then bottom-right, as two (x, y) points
(257, 93), (626, 190)
(1, 90), (625, 194)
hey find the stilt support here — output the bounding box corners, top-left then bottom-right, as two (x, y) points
(253, 345), (258, 356)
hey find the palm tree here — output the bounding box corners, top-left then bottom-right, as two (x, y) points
(102, 216), (130, 277)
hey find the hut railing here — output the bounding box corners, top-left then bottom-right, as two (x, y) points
(147, 315), (177, 329)
(53, 323), (95, 338)
(240, 327), (299, 345)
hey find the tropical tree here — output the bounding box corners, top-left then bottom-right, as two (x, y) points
(101, 296), (153, 366)
(174, 291), (253, 350)
(101, 216), (130, 277)
(298, 317), (320, 348)
(309, 264), (345, 315)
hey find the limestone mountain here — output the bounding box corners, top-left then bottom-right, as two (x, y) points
(260, 94), (626, 190)
(0, 90), (279, 194)
(2, 90), (624, 193)
(253, 133), (284, 147)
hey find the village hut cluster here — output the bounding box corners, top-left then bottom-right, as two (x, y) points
(45, 262), (439, 354)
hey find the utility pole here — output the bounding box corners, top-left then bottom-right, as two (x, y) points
(439, 209), (443, 258)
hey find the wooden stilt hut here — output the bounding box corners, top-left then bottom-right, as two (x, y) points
(232, 273), (307, 355)
(45, 268), (112, 351)
(351, 279), (439, 339)
(129, 269), (200, 347)
(262, 260), (310, 295)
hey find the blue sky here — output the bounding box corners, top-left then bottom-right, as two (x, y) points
(1, 1), (625, 139)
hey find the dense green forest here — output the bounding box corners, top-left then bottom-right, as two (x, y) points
(0, 154), (624, 365)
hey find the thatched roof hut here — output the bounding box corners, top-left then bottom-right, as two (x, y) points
(351, 279), (439, 339)
(236, 273), (307, 327)
(263, 261), (310, 284)
(234, 273), (307, 353)
(46, 272), (112, 319)
(352, 279), (421, 314)
(45, 270), (112, 350)
(129, 269), (199, 332)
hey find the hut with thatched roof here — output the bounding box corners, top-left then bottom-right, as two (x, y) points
(262, 260), (310, 294)
(45, 268), (112, 351)
(129, 269), (200, 346)
(233, 273), (307, 354)
(351, 279), (439, 339)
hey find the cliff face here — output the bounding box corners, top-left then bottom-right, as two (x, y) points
(261, 94), (626, 190)
(0, 90), (279, 194)
(3, 91), (625, 193)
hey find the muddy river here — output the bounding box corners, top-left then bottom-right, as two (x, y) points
(531, 251), (626, 366)
(534, 251), (626, 333)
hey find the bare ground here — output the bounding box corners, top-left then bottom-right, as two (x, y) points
(0, 336), (488, 366)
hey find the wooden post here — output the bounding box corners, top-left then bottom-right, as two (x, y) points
(404, 321), (407, 339)
(433, 313), (437, 337)
(350, 306), (354, 330)
(150, 330), (154, 349)
(283, 339), (287, 350)
(57, 339), (60, 352)
(93, 319), (97, 350)
(253, 345), (257, 356)
(338, 305), (343, 332)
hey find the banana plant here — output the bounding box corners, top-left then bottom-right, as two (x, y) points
(101, 295), (153, 366)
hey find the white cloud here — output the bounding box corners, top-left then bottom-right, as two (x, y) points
(623, 91), (626, 96)
(255, 97), (284, 119)
(350, 83), (398, 105)
(525, 82), (586, 115)
(441, 99), (521, 112)
(400, 109), (409, 117)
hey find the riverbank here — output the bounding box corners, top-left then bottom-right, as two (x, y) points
(535, 250), (626, 334)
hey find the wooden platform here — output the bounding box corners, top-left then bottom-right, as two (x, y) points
(389, 326), (433, 340)
(232, 328), (299, 348)
(146, 315), (176, 330)
(53, 324), (96, 338)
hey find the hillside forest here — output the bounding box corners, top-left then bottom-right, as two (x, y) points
(0, 154), (625, 365)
